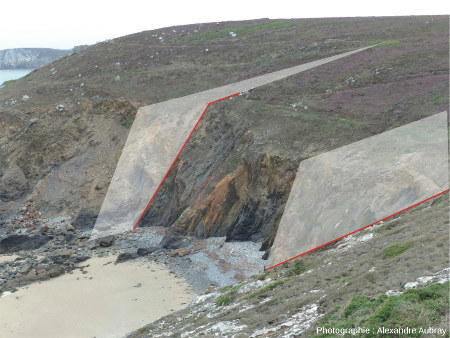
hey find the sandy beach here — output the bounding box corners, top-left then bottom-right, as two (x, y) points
(0, 255), (196, 338)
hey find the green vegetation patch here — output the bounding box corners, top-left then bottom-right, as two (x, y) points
(372, 40), (402, 48)
(344, 294), (388, 318)
(286, 259), (306, 277)
(216, 294), (233, 306)
(383, 241), (413, 259)
(314, 282), (449, 337)
(367, 282), (449, 329)
(220, 285), (233, 292)
(121, 118), (134, 128)
(249, 270), (270, 281)
(179, 20), (297, 44)
(220, 280), (245, 293)
(432, 196), (446, 207)
(431, 94), (447, 105)
(247, 279), (285, 299)
(338, 117), (358, 128)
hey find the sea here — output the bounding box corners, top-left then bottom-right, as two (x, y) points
(0, 69), (33, 86)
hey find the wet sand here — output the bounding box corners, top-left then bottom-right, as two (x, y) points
(0, 255), (196, 338)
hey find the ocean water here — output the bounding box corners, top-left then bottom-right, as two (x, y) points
(0, 69), (33, 86)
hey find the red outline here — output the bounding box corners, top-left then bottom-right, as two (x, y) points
(265, 189), (449, 270)
(132, 93), (240, 230)
(131, 94), (448, 270)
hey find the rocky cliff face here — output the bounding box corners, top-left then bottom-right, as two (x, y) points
(139, 102), (299, 253)
(0, 16), (447, 255)
(0, 48), (70, 69)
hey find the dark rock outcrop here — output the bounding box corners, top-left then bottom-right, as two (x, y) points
(159, 228), (192, 250)
(137, 247), (159, 256)
(73, 209), (98, 230)
(98, 235), (115, 247)
(0, 235), (49, 254)
(115, 252), (138, 264)
(0, 164), (29, 202)
(140, 104), (298, 251)
(115, 247), (159, 264)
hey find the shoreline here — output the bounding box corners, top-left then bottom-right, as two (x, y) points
(0, 254), (197, 338)
(0, 214), (266, 337)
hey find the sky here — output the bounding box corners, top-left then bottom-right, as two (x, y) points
(1, 0), (448, 49)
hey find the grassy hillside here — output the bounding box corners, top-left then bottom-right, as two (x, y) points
(1, 16), (447, 107)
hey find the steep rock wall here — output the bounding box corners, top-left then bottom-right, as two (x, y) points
(139, 103), (299, 252)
